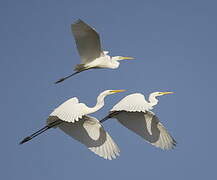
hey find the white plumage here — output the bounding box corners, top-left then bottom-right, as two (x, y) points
(19, 89), (125, 160)
(102, 92), (176, 150)
(114, 112), (176, 150)
(47, 115), (120, 160)
(72, 20), (102, 64)
(111, 93), (153, 112)
(50, 97), (88, 122)
(50, 90), (126, 123)
(55, 19), (134, 84)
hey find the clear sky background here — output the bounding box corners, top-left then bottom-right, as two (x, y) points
(1, 0), (217, 179)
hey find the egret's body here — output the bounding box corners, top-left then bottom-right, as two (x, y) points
(101, 92), (176, 150)
(55, 20), (134, 84)
(19, 90), (125, 160)
(81, 52), (119, 69)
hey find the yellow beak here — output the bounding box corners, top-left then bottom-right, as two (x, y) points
(110, 89), (126, 93)
(119, 57), (134, 60)
(159, 92), (174, 95)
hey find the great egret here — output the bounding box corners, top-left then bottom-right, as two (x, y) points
(55, 19), (134, 84)
(19, 89), (125, 159)
(101, 92), (176, 150)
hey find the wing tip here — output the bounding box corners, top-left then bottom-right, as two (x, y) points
(74, 19), (83, 24)
(72, 19), (86, 27)
(162, 137), (177, 150)
(88, 139), (120, 160)
(171, 138), (177, 149)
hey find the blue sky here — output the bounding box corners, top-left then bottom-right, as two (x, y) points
(1, 0), (217, 179)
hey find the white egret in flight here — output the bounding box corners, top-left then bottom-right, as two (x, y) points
(19, 89), (125, 159)
(101, 92), (176, 150)
(55, 19), (134, 84)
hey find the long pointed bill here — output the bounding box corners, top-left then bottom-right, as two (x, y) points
(119, 57), (134, 60)
(110, 89), (126, 94)
(159, 92), (174, 95)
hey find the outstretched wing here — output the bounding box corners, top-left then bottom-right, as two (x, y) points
(50, 115), (120, 160)
(50, 97), (87, 123)
(111, 93), (151, 113)
(113, 111), (176, 150)
(71, 19), (102, 64)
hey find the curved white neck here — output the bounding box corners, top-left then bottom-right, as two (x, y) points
(148, 94), (159, 107)
(88, 93), (107, 113)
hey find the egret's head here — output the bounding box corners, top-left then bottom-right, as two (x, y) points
(148, 91), (174, 107)
(112, 56), (134, 61)
(109, 56), (134, 69)
(151, 91), (174, 97)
